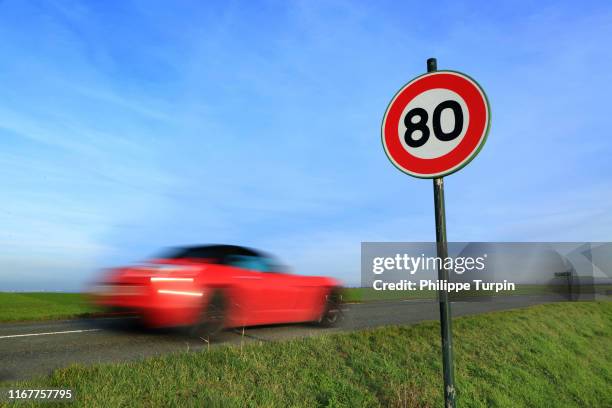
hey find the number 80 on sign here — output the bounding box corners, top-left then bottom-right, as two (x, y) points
(381, 71), (490, 178)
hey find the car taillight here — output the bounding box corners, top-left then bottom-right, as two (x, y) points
(157, 289), (203, 297)
(150, 277), (194, 282)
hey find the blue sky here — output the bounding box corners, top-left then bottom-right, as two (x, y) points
(1, 0), (611, 290)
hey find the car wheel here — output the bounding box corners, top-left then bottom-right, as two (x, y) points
(191, 290), (227, 339)
(318, 289), (344, 327)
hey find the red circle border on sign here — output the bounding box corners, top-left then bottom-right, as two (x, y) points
(382, 71), (490, 178)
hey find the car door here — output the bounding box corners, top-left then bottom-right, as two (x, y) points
(225, 254), (304, 324)
(258, 270), (302, 323)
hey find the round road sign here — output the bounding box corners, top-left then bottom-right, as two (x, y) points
(381, 71), (490, 178)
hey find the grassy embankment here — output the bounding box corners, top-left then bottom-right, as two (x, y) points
(1, 286), (610, 322)
(0, 292), (97, 322)
(2, 302), (611, 407)
(342, 284), (611, 302)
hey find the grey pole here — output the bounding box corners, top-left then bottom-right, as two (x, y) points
(428, 57), (457, 408)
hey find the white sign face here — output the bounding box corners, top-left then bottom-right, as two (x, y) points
(398, 88), (470, 160)
(382, 71), (490, 178)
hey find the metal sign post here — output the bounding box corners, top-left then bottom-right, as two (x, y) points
(381, 58), (491, 407)
(429, 57), (456, 408)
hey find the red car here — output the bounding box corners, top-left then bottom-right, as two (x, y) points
(91, 245), (343, 336)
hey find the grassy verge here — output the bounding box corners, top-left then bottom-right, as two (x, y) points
(2, 302), (610, 407)
(0, 293), (97, 322)
(342, 284), (612, 302)
(0, 287), (609, 322)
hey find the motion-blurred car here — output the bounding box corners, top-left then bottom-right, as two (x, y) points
(91, 245), (343, 336)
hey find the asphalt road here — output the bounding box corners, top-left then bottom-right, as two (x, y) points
(0, 295), (568, 382)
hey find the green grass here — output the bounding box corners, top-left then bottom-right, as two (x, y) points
(0, 293), (97, 322)
(342, 284), (612, 303)
(342, 287), (435, 302)
(2, 302), (610, 407)
(2, 286), (609, 322)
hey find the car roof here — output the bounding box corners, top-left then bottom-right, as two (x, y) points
(157, 244), (268, 261)
(183, 244), (263, 257)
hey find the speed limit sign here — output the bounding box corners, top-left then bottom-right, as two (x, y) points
(379, 59), (491, 408)
(381, 70), (490, 178)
